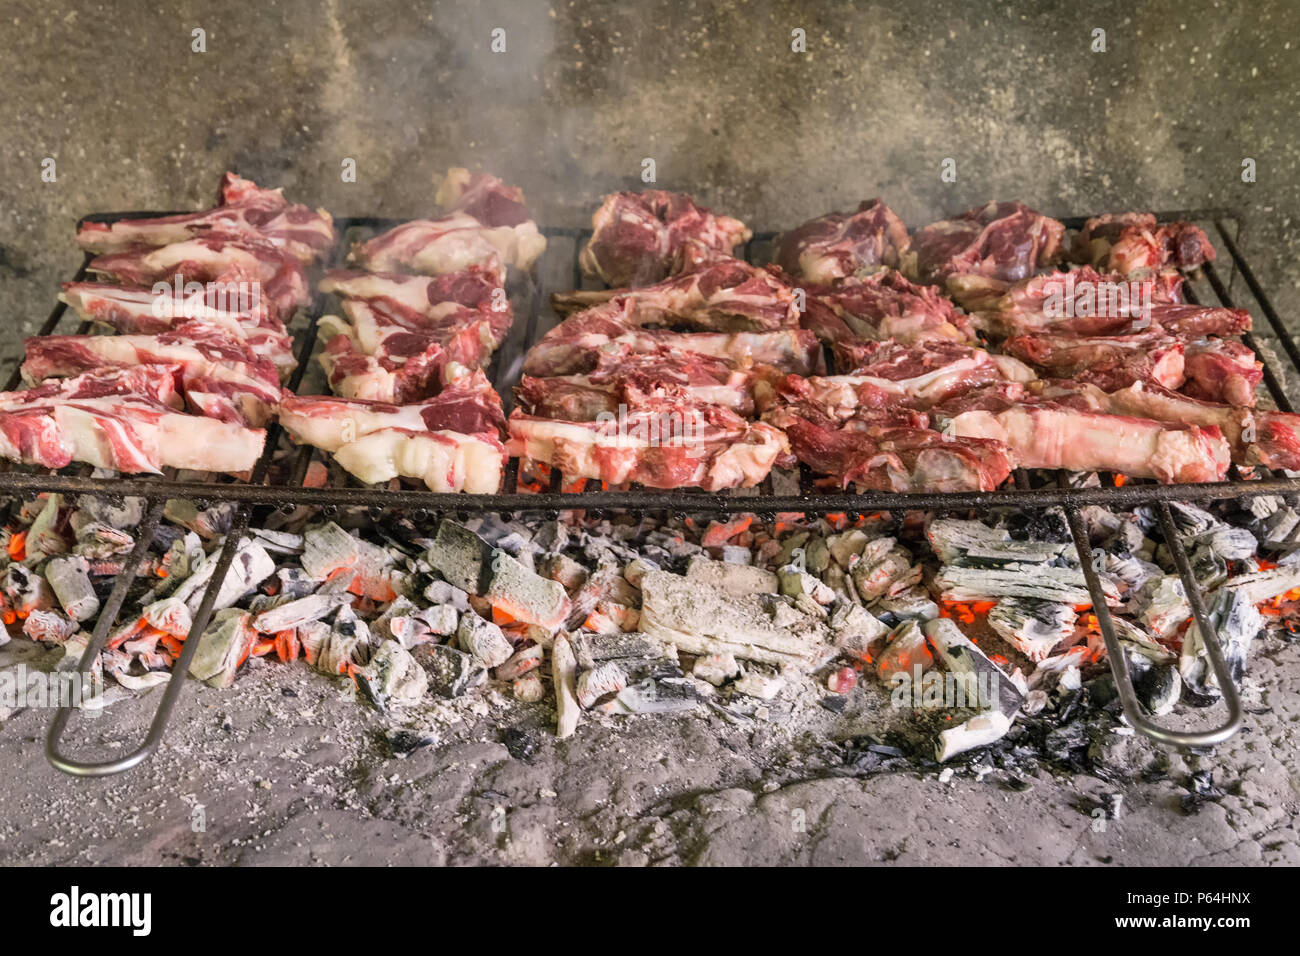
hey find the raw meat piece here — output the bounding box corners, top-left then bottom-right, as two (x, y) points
(763, 341), (1035, 415)
(75, 172), (335, 262)
(434, 167), (532, 227)
(904, 201), (1066, 289)
(279, 368), (505, 451)
(317, 299), (507, 403)
(799, 268), (976, 356)
(351, 211), (546, 275)
(320, 266), (506, 322)
(523, 311), (822, 378)
(0, 365), (264, 474)
(517, 344), (755, 418)
(1146, 303), (1251, 338)
(331, 428), (506, 493)
(975, 266), (1185, 336)
(774, 199), (910, 282)
(558, 259), (798, 334)
(59, 281), (296, 377)
(765, 401), (1013, 492)
(1181, 338), (1262, 406)
(22, 321), (283, 427)
(1076, 213), (1215, 276)
(88, 234), (310, 315)
(932, 383), (1229, 483)
(507, 400), (787, 491)
(579, 191), (751, 287)
(1043, 379), (1300, 471)
(1002, 330), (1185, 391)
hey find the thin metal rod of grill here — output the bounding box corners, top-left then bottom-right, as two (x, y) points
(1065, 505), (1242, 747)
(22, 205), (1284, 772)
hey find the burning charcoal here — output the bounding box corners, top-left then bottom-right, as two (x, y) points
(156, 531), (205, 587)
(849, 542), (915, 601)
(987, 599), (1075, 662)
(171, 538), (275, 614)
(423, 579), (470, 611)
(414, 603), (459, 637)
(778, 565), (835, 605)
(188, 609), (257, 689)
(370, 595), (420, 639)
(564, 564), (637, 630)
(1164, 502), (1258, 561)
(623, 557), (659, 588)
(1185, 543), (1228, 590)
(935, 710), (1014, 762)
(24, 494), (68, 562)
(71, 521), (134, 559)
(1135, 664), (1182, 716)
(415, 644), (487, 698)
(1180, 588), (1262, 701)
(532, 519), (570, 554)
(935, 565), (1117, 607)
(692, 651), (741, 686)
(353, 641), (428, 712)
(3, 564), (53, 617)
(571, 631), (674, 669)
(552, 634), (580, 738)
(1103, 552), (1162, 605)
(639, 570), (833, 669)
(514, 673), (545, 701)
(1225, 563), (1300, 605)
(425, 521), (571, 629)
(164, 498), (235, 539)
(875, 620), (934, 681)
(75, 493), (145, 529)
(276, 567), (318, 601)
(577, 661), (628, 708)
(585, 601), (639, 633)
(873, 586), (940, 623)
(143, 598), (192, 638)
(538, 553), (588, 591)
(685, 556), (778, 596)
(732, 670), (785, 701)
(44, 555), (99, 622)
(252, 593), (350, 633)
(302, 615), (369, 677)
(300, 522), (360, 581)
(1132, 576), (1191, 641)
(924, 617), (1023, 716)
(344, 538), (401, 601)
(250, 528), (305, 555)
(828, 529), (869, 569)
(928, 518), (1068, 565)
(22, 609), (77, 644)
(596, 676), (711, 714)
(456, 612), (513, 667)
(720, 545), (752, 565)
(828, 600), (889, 661)
(497, 643), (543, 680)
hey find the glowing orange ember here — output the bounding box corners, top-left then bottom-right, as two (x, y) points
(939, 600), (995, 624)
(1114, 474), (1129, 487)
(7, 531), (26, 561)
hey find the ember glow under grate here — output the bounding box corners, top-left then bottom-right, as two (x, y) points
(15, 206), (1292, 774)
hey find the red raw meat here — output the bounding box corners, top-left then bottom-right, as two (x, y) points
(579, 191), (751, 287)
(774, 199), (910, 283)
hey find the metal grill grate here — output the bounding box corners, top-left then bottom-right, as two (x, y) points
(24, 206), (1289, 772)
